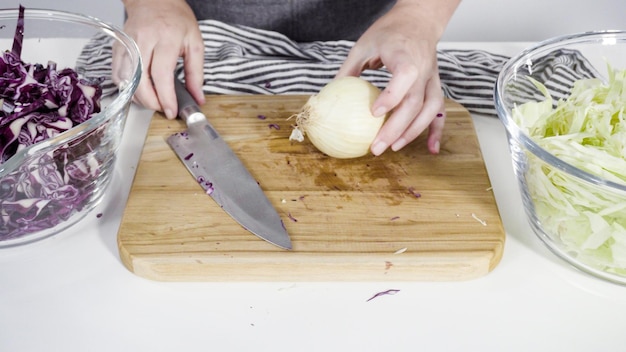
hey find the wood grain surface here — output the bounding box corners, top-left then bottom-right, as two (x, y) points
(117, 96), (505, 281)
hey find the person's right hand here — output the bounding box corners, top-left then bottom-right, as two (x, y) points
(123, 0), (205, 118)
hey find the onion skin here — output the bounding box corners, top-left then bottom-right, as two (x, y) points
(290, 77), (386, 159)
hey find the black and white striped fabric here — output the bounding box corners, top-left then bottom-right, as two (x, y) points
(77, 20), (597, 117)
(183, 20), (513, 117)
(498, 48), (600, 108)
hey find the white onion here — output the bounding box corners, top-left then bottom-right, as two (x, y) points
(289, 76), (386, 159)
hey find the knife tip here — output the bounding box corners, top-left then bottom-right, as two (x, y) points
(254, 230), (292, 250)
(270, 235), (292, 250)
(276, 240), (293, 251)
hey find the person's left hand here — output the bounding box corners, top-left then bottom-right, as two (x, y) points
(336, 0), (459, 156)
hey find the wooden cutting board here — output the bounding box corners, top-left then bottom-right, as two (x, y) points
(117, 96), (505, 281)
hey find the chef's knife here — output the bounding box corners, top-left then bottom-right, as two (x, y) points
(166, 78), (292, 250)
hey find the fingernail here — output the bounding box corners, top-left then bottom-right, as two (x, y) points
(371, 141), (388, 156)
(373, 106), (387, 118)
(391, 138), (407, 151)
(197, 93), (206, 104)
(432, 140), (440, 154)
(436, 113), (444, 118)
(164, 109), (175, 119)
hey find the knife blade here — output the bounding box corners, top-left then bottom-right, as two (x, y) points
(166, 78), (292, 250)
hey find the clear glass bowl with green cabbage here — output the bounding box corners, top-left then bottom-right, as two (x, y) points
(495, 30), (626, 285)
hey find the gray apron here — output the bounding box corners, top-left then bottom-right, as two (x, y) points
(185, 0), (397, 41)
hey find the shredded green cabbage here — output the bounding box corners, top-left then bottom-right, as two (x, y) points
(513, 66), (626, 274)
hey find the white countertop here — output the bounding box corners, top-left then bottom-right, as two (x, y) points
(2, 42), (626, 352)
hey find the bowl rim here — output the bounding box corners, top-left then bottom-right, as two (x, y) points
(494, 29), (626, 192)
(0, 7), (142, 177)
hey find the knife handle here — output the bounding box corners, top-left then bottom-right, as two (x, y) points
(174, 77), (202, 123)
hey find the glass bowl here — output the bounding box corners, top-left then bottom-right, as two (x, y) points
(495, 30), (626, 285)
(0, 8), (141, 247)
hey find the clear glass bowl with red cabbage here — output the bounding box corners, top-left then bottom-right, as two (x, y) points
(0, 8), (141, 247)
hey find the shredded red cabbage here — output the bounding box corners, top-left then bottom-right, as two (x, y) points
(0, 6), (104, 240)
(196, 175), (214, 195)
(366, 289), (400, 302)
(407, 187), (421, 198)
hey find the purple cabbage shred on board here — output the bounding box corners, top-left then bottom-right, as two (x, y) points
(0, 6), (104, 240)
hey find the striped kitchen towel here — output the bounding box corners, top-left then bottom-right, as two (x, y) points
(77, 20), (598, 117)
